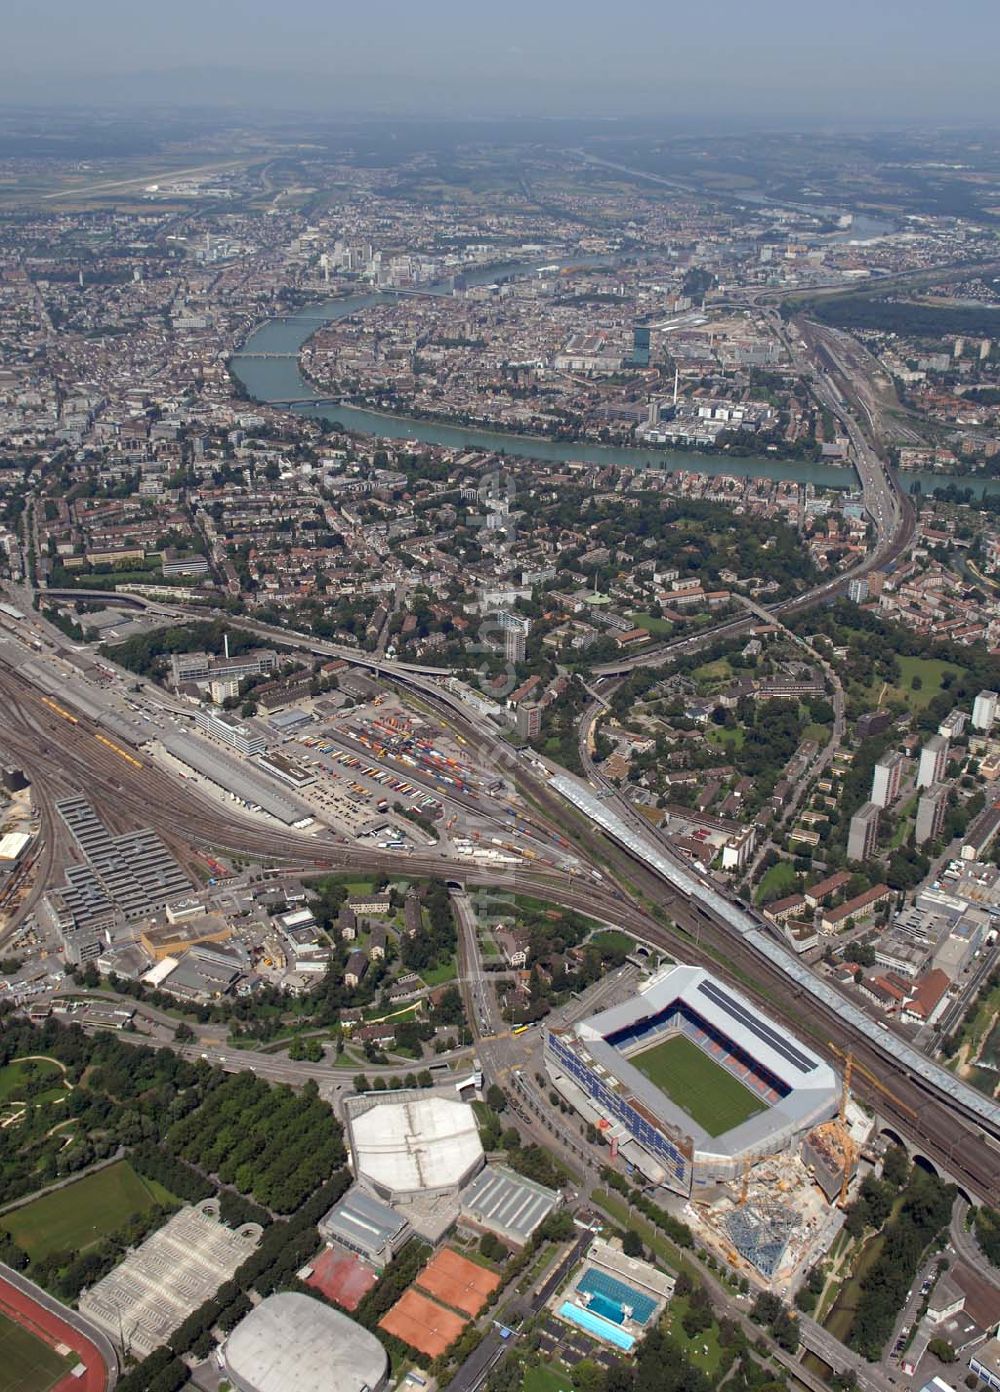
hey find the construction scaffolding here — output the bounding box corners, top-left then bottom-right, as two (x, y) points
(725, 1199), (798, 1279)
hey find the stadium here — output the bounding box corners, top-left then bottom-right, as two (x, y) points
(545, 964), (839, 1196)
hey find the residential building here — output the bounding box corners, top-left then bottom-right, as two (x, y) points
(516, 702), (542, 739)
(917, 734), (949, 790)
(871, 752), (906, 809)
(847, 802), (880, 862)
(915, 783), (949, 847)
(963, 801), (1000, 863)
(973, 690), (999, 732)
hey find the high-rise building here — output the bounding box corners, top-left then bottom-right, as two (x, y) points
(915, 783), (949, 847)
(973, 690), (998, 732)
(516, 702), (542, 739)
(917, 735), (949, 789)
(504, 627), (526, 664)
(871, 752), (906, 809)
(847, 576), (869, 605)
(847, 803), (880, 863)
(631, 324), (651, 368)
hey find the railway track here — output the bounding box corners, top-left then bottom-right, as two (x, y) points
(2, 659), (999, 1199)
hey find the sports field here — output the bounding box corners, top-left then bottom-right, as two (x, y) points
(0, 1311), (72, 1392)
(0, 1160), (174, 1260)
(629, 1033), (766, 1137)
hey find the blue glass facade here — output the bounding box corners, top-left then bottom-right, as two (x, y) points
(546, 1032), (691, 1187)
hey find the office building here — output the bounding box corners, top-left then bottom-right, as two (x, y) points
(847, 803), (880, 863)
(871, 752), (906, 809)
(918, 735), (949, 789)
(915, 784), (950, 847)
(630, 324), (651, 368)
(973, 691), (998, 732)
(196, 707), (267, 757)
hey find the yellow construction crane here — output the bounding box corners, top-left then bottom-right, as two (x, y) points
(739, 1153), (752, 1206)
(827, 1041), (917, 1119)
(839, 1053), (856, 1207)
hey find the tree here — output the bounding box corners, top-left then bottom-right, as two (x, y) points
(929, 1338), (956, 1363)
(174, 1022), (195, 1043)
(622, 1229), (644, 1259)
(486, 1084), (508, 1114)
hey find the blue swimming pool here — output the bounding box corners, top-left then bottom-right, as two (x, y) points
(577, 1268), (657, 1326)
(558, 1302), (636, 1351)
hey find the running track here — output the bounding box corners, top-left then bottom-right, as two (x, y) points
(0, 1274), (113, 1392)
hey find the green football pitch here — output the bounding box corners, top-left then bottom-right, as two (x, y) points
(0, 1312), (73, 1392)
(629, 1033), (766, 1137)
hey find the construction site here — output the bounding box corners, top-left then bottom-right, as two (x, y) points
(681, 1059), (876, 1293)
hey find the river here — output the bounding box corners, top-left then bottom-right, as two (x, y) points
(230, 261), (1000, 499)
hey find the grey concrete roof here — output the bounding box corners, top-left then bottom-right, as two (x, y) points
(460, 1164), (559, 1242)
(163, 733), (309, 824)
(225, 1293), (387, 1392)
(320, 1186), (409, 1256)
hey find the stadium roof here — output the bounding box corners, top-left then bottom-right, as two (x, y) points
(224, 1292), (387, 1392)
(349, 1095), (483, 1197)
(549, 770), (1000, 1137)
(567, 963), (838, 1160)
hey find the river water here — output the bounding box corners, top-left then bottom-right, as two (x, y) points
(230, 260), (1000, 499)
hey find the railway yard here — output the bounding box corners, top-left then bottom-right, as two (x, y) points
(3, 594), (1000, 1215)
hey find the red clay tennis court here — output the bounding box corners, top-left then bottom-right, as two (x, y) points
(0, 1276), (109, 1392)
(304, 1247), (377, 1311)
(416, 1247), (501, 1317)
(379, 1288), (467, 1359)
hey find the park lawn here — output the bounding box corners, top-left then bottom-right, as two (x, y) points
(693, 657), (733, 685)
(0, 1061), (64, 1106)
(0, 1160), (175, 1259)
(590, 1190), (688, 1275)
(802, 722), (831, 745)
(755, 860), (798, 906)
(890, 797), (918, 849)
(628, 611), (674, 638)
(707, 725), (745, 751)
(590, 929), (634, 954)
(522, 1364), (573, 1392)
(342, 879), (378, 897)
(629, 1034), (766, 1137)
(858, 655), (964, 712)
(0, 1312), (75, 1392)
(661, 1296), (729, 1381)
(420, 961), (458, 988)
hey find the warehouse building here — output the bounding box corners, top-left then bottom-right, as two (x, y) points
(459, 1165), (560, 1248)
(163, 733), (312, 826)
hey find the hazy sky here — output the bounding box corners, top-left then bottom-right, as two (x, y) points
(3, 0), (998, 121)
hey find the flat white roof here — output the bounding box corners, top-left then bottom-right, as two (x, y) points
(0, 831), (30, 861)
(351, 1096), (483, 1195)
(142, 956), (179, 987)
